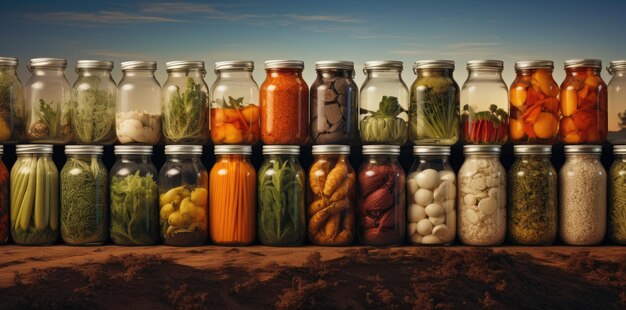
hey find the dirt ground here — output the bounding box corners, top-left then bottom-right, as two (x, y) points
(0, 245), (624, 309)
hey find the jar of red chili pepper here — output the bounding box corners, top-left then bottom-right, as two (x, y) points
(509, 60), (560, 144)
(460, 60), (508, 145)
(559, 59), (608, 144)
(0, 146), (7, 244)
(260, 60), (309, 145)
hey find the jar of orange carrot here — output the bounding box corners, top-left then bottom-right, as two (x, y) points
(559, 59), (608, 144)
(260, 60), (309, 145)
(209, 145), (256, 245)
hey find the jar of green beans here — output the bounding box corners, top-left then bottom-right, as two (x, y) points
(609, 145), (626, 244)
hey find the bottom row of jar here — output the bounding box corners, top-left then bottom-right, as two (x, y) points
(3, 143), (624, 247)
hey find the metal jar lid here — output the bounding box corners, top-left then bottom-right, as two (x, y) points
(463, 145), (501, 155)
(166, 60), (205, 72)
(76, 60), (114, 70)
(564, 59), (602, 69)
(412, 60), (454, 73)
(28, 58), (67, 70)
(16, 144), (54, 154)
(214, 145), (252, 155)
(362, 145), (400, 155)
(564, 145), (602, 154)
(121, 61), (157, 71)
(315, 61), (354, 71)
(263, 145), (300, 155)
(265, 60), (304, 70)
(467, 60), (503, 70)
(514, 145), (552, 155)
(363, 60), (403, 74)
(607, 60), (626, 74)
(65, 145), (104, 155)
(0, 145), (3, 155)
(413, 146), (451, 156)
(514, 60), (554, 70)
(0, 57), (18, 66)
(215, 60), (254, 72)
(312, 145), (350, 155)
(614, 145), (626, 155)
(165, 145), (203, 155)
(114, 145), (153, 155)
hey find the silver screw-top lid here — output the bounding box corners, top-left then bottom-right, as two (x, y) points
(121, 61), (157, 71)
(114, 145), (153, 155)
(214, 145), (252, 155)
(16, 144), (54, 154)
(364, 60), (403, 74)
(607, 60), (626, 74)
(215, 60), (254, 72)
(467, 60), (503, 70)
(564, 59), (602, 69)
(165, 60), (205, 72)
(362, 145), (400, 155)
(28, 58), (67, 70)
(614, 145), (626, 155)
(165, 145), (203, 155)
(564, 145), (602, 154)
(514, 145), (552, 155)
(312, 145), (350, 155)
(76, 60), (114, 70)
(262, 145), (300, 155)
(315, 61), (354, 71)
(0, 145), (3, 155)
(265, 60), (304, 70)
(0, 57), (18, 66)
(514, 60), (554, 70)
(413, 146), (451, 156)
(413, 60), (454, 74)
(65, 145), (104, 155)
(463, 145), (501, 155)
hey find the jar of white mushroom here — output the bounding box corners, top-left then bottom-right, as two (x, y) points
(406, 146), (456, 245)
(457, 145), (506, 246)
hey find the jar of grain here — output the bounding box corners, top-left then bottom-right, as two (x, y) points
(608, 145), (626, 244)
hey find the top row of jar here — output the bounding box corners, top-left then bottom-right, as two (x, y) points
(0, 57), (624, 145)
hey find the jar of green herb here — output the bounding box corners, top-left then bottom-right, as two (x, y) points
(609, 145), (626, 244)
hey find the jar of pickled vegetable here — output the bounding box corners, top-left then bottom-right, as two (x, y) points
(407, 146), (456, 245)
(409, 60), (459, 145)
(258, 145), (305, 246)
(0, 146), (8, 244)
(607, 60), (626, 144)
(210, 61), (260, 145)
(560, 145), (606, 245)
(359, 61), (408, 145)
(609, 145), (626, 244)
(61, 145), (108, 245)
(310, 61), (358, 144)
(159, 145), (208, 246)
(308, 145), (356, 246)
(508, 145), (557, 245)
(0, 57), (25, 143)
(116, 61), (161, 144)
(458, 145), (506, 246)
(71, 60), (116, 145)
(559, 59), (608, 144)
(260, 60), (308, 145)
(11, 144), (58, 245)
(210, 145), (256, 245)
(461, 60), (508, 144)
(358, 145), (405, 246)
(110, 145), (159, 245)
(25, 58), (72, 144)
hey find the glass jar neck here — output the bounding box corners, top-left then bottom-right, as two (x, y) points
(166, 154), (201, 162)
(565, 153), (601, 160)
(77, 68), (112, 78)
(167, 69), (205, 79)
(566, 67), (600, 75)
(217, 154), (249, 161)
(267, 69), (302, 78)
(32, 68), (65, 77)
(417, 154), (450, 165)
(467, 69), (503, 79)
(68, 154), (102, 161)
(317, 69), (353, 79)
(367, 70), (401, 79)
(123, 70), (156, 78)
(18, 153), (51, 158)
(516, 68), (553, 77)
(516, 154), (551, 161)
(266, 154), (299, 160)
(465, 154), (499, 160)
(415, 69), (452, 78)
(216, 70), (253, 79)
(0, 66), (17, 75)
(366, 154), (399, 164)
(314, 154), (350, 161)
(118, 154), (152, 163)
(611, 68), (626, 77)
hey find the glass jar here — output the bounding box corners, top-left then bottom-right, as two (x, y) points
(60, 145), (108, 245)
(210, 61), (260, 145)
(461, 60), (508, 144)
(310, 61), (358, 144)
(71, 60), (116, 145)
(308, 145), (356, 246)
(359, 61), (408, 145)
(609, 145), (626, 244)
(507, 145), (557, 245)
(116, 61), (161, 144)
(458, 145), (506, 246)
(0, 146), (8, 244)
(357, 145), (405, 246)
(559, 145), (606, 245)
(209, 145), (256, 245)
(260, 60), (308, 144)
(110, 145), (159, 245)
(162, 61), (209, 144)
(159, 145), (208, 246)
(10, 144), (58, 245)
(559, 59), (608, 144)
(409, 60), (459, 145)
(407, 146), (456, 245)
(607, 60), (626, 144)
(0, 57), (25, 143)
(25, 58), (72, 144)
(257, 145), (306, 246)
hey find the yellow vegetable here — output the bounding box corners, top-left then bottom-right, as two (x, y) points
(323, 162), (348, 197)
(190, 188), (208, 206)
(561, 86), (578, 117)
(160, 203), (175, 220)
(309, 160), (330, 196)
(179, 198), (196, 217)
(160, 186), (185, 205)
(168, 211), (185, 228)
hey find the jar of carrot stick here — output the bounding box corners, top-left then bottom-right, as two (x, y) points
(209, 145), (256, 245)
(307, 145), (356, 246)
(260, 60), (309, 145)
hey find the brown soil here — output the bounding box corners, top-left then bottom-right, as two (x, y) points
(0, 246), (624, 309)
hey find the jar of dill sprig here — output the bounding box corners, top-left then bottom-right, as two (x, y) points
(60, 145), (108, 245)
(609, 145), (626, 244)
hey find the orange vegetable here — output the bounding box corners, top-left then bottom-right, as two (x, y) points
(571, 110), (597, 131)
(510, 84), (527, 107)
(586, 129), (600, 143)
(532, 69), (554, 96)
(212, 109), (227, 124)
(240, 105), (260, 123)
(533, 112), (558, 139)
(561, 86), (578, 117)
(522, 104), (542, 124)
(524, 123), (537, 139)
(509, 118), (525, 141)
(542, 97), (559, 115)
(559, 117), (578, 136)
(222, 123), (244, 144)
(561, 131), (582, 144)
(211, 124), (226, 143)
(584, 75), (599, 88)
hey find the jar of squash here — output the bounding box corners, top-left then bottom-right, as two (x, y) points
(209, 145), (256, 245)
(308, 145), (356, 246)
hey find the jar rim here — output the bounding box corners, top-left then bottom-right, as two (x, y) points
(114, 145), (153, 155)
(215, 60), (254, 72)
(121, 60), (157, 71)
(607, 60), (626, 74)
(265, 60), (304, 70)
(614, 145), (626, 154)
(0, 57), (18, 66)
(214, 145), (252, 155)
(76, 60), (114, 70)
(463, 145), (501, 155)
(29, 58), (67, 70)
(362, 145), (400, 155)
(312, 145), (350, 155)
(413, 60), (454, 71)
(413, 146), (450, 156)
(564, 145), (602, 154)
(65, 145), (103, 155)
(564, 58), (602, 69)
(16, 144), (53, 154)
(364, 60), (403, 72)
(514, 60), (554, 70)
(467, 59), (503, 70)
(164, 145), (203, 155)
(262, 145), (300, 155)
(315, 60), (354, 71)
(514, 145), (551, 155)
(165, 60), (205, 72)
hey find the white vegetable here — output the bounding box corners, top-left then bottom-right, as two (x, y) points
(414, 188), (433, 206)
(417, 219), (433, 235)
(425, 203), (444, 217)
(408, 204), (427, 223)
(416, 169), (440, 190)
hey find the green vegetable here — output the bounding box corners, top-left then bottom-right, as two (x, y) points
(0, 70), (24, 141)
(258, 156), (305, 245)
(359, 96), (408, 144)
(409, 76), (459, 144)
(72, 82), (115, 144)
(60, 156), (108, 245)
(162, 77), (208, 143)
(110, 171), (159, 245)
(609, 160), (626, 244)
(38, 99), (58, 136)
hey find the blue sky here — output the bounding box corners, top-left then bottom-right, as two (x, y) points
(2, 0), (625, 86)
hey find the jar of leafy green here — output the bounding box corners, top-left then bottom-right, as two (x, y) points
(410, 60), (460, 145)
(10, 144), (58, 245)
(61, 145), (108, 245)
(508, 145), (557, 245)
(0, 57), (25, 143)
(609, 145), (626, 244)
(257, 145), (306, 246)
(110, 145), (159, 245)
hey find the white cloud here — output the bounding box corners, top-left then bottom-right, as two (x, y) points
(82, 49), (153, 59)
(285, 14), (362, 23)
(25, 11), (181, 25)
